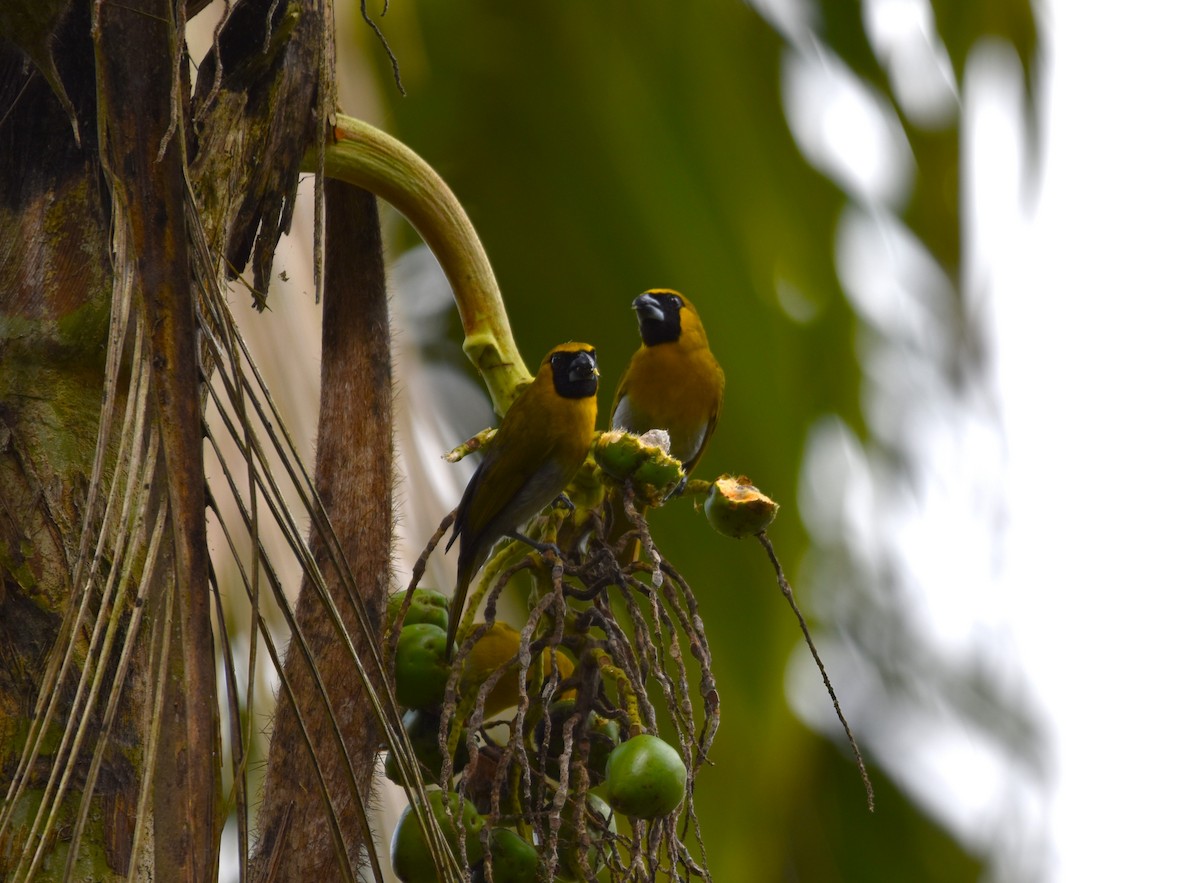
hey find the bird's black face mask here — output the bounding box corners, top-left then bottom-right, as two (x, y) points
(634, 291), (684, 347)
(552, 348), (599, 399)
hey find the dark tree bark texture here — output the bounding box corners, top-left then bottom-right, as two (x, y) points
(2, 0), (341, 877)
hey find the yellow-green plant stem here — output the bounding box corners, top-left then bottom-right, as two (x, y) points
(455, 539), (535, 647)
(590, 648), (642, 733)
(443, 428), (497, 463)
(303, 114), (532, 414)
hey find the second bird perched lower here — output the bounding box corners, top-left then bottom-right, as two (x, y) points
(444, 343), (600, 653)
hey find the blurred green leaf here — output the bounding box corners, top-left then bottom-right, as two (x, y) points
(348, 0), (1042, 877)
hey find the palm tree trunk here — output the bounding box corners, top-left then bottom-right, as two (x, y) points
(1, 0), (334, 877)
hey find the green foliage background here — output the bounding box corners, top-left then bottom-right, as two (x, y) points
(344, 1), (1041, 878)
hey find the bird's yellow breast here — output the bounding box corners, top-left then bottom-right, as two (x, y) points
(613, 331), (723, 467)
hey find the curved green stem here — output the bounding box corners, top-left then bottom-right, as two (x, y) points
(304, 114), (532, 413)
(592, 648), (642, 734)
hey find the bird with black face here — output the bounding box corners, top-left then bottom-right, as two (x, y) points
(611, 289), (724, 475)
(444, 343), (600, 651)
(608, 290), (724, 559)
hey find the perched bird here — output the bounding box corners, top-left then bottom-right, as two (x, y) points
(611, 289), (724, 474)
(444, 343), (600, 651)
(609, 290), (724, 559)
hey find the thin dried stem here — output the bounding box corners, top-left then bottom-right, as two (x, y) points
(756, 531), (875, 812)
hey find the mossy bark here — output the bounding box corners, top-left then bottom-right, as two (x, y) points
(1, 0), (333, 877)
(1, 10), (138, 879)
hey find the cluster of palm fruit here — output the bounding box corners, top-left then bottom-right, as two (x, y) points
(382, 430), (777, 882)
(386, 603), (688, 883)
(387, 591), (686, 882)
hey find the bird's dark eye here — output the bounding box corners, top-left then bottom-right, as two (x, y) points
(671, 294), (684, 309)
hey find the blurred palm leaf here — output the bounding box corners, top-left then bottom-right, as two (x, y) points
(348, 0), (1043, 878)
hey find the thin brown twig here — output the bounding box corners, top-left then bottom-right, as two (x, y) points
(756, 531), (876, 812)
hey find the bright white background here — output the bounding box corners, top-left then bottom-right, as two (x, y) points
(983, 1), (1200, 879)
(790, 0), (1200, 878)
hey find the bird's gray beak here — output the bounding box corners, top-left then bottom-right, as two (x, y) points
(569, 350), (598, 382)
(633, 293), (665, 324)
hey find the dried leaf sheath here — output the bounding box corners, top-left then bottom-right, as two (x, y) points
(244, 180), (394, 881)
